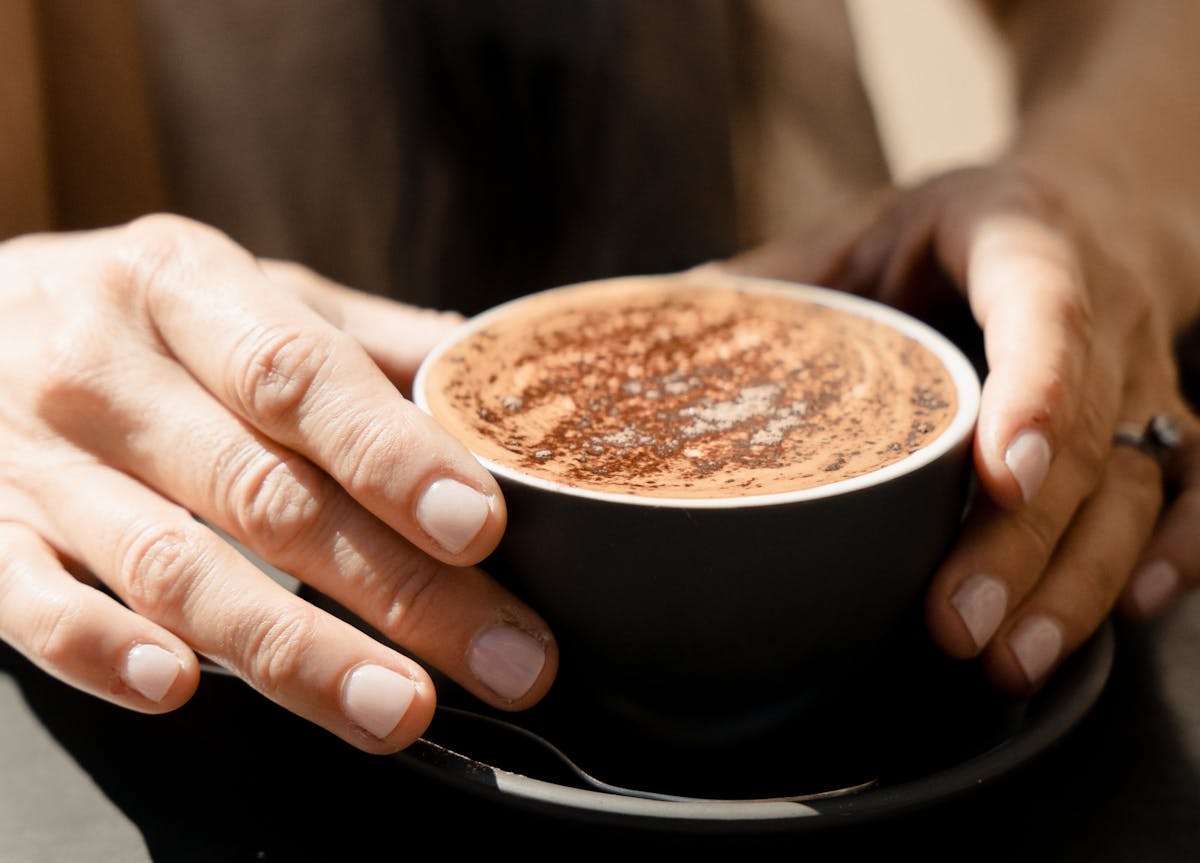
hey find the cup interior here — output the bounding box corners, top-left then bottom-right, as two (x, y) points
(413, 273), (981, 508)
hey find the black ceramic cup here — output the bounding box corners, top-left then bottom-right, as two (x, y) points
(414, 274), (981, 738)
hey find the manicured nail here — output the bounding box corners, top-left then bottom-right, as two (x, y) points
(1005, 430), (1052, 504)
(468, 624), (547, 702)
(342, 664), (416, 740)
(1008, 614), (1063, 685)
(416, 479), (491, 554)
(1130, 559), (1180, 617)
(122, 643), (182, 703)
(950, 573), (1008, 651)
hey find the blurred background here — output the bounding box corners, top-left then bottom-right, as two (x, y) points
(849, 0), (1013, 185)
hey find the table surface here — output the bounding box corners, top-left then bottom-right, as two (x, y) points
(2, 591), (1199, 861)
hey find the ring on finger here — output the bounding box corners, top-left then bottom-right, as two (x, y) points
(1112, 414), (1182, 466)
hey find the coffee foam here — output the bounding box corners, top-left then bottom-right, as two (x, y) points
(421, 276), (958, 498)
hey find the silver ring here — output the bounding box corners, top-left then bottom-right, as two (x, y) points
(1112, 414), (1181, 465)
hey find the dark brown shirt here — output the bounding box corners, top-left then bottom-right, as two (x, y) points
(134, 0), (889, 311)
(4, 1), (890, 313)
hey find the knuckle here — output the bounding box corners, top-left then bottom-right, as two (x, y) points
(1064, 558), (1121, 620)
(1054, 287), (1095, 350)
(116, 214), (204, 288)
(115, 214), (248, 312)
(377, 556), (444, 645)
(0, 528), (83, 666)
(339, 417), (409, 500)
(218, 446), (329, 557)
(117, 518), (203, 620)
(125, 211), (203, 238)
(27, 594), (84, 669)
(119, 213), (229, 260)
(230, 325), (333, 424)
(236, 605), (319, 695)
(1070, 396), (1112, 479)
(1009, 506), (1057, 569)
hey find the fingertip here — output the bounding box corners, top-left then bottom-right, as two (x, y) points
(1121, 558), (1182, 620)
(1004, 429), (1052, 505)
(979, 613), (1065, 698)
(414, 476), (506, 563)
(1007, 613), (1064, 687)
(466, 622), (558, 710)
(937, 572), (1009, 659)
(1121, 476), (1200, 620)
(973, 421), (1051, 510)
(340, 662), (436, 753)
(118, 642), (200, 713)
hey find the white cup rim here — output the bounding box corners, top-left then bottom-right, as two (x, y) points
(414, 274), (981, 509)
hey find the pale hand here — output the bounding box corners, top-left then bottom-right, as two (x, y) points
(0, 215), (556, 752)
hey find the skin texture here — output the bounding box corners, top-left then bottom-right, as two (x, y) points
(721, 0), (1200, 694)
(0, 218), (557, 752)
(0, 0), (1198, 747)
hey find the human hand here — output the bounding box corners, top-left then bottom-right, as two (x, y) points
(0, 214), (557, 752)
(716, 166), (1200, 695)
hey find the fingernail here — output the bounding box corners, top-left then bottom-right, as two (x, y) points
(950, 573), (1008, 650)
(1008, 614), (1063, 685)
(1005, 430), (1052, 504)
(468, 624), (547, 702)
(416, 478), (491, 554)
(342, 664), (416, 740)
(1130, 559), (1180, 617)
(122, 643), (182, 703)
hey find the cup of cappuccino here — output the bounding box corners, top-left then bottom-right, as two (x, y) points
(414, 271), (980, 730)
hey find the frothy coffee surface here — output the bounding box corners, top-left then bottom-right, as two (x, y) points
(422, 276), (958, 498)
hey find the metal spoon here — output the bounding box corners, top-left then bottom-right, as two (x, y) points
(409, 705), (878, 804)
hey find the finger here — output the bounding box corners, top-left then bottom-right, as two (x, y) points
(925, 431), (1103, 662)
(258, 259), (464, 394)
(925, 357), (1134, 660)
(109, 215), (504, 565)
(36, 462), (438, 753)
(834, 192), (927, 299)
(711, 187), (900, 286)
(963, 212), (1101, 510)
(836, 193), (979, 339)
(982, 443), (1163, 693)
(1122, 411), (1200, 617)
(0, 520), (199, 712)
(50, 352), (555, 708)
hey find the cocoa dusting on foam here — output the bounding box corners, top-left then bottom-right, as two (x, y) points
(423, 278), (957, 498)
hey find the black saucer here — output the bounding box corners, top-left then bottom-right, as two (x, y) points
(393, 620), (1114, 831)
